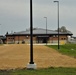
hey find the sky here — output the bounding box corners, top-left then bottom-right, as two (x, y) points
(0, 0), (76, 36)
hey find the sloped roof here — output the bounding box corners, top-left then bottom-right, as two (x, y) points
(6, 28), (73, 36)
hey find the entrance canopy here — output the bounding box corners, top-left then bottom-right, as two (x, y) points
(37, 36), (49, 38)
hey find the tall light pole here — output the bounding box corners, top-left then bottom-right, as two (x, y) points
(54, 1), (60, 49)
(30, 0), (34, 65)
(27, 0), (36, 69)
(44, 17), (47, 44)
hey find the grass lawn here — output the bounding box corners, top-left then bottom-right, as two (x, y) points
(47, 44), (76, 58)
(0, 67), (76, 75)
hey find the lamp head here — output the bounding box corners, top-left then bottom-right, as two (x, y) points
(54, 1), (59, 2)
(44, 17), (47, 18)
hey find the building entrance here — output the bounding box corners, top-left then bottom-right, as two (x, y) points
(37, 36), (49, 43)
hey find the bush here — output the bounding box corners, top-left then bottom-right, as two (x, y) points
(22, 40), (25, 44)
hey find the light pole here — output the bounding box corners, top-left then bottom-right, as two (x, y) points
(30, 0), (34, 65)
(54, 1), (60, 49)
(27, 0), (36, 69)
(44, 17), (47, 44)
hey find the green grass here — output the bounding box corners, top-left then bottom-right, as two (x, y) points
(47, 44), (76, 58)
(0, 67), (76, 75)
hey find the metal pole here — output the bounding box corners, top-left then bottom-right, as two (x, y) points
(54, 1), (60, 49)
(30, 0), (34, 64)
(44, 17), (47, 45)
(58, 1), (60, 49)
(18, 36), (19, 44)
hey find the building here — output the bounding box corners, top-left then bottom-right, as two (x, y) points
(6, 28), (73, 44)
(68, 36), (76, 44)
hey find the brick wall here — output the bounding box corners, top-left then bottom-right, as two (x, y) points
(6, 35), (68, 44)
(49, 35), (67, 43)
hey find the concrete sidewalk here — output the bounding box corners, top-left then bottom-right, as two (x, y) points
(27, 43), (60, 45)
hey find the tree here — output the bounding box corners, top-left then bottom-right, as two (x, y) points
(6, 32), (8, 35)
(60, 26), (67, 32)
(56, 26), (67, 32)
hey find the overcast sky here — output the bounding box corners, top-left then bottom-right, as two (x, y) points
(0, 0), (76, 36)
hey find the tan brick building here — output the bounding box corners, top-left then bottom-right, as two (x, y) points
(6, 28), (73, 44)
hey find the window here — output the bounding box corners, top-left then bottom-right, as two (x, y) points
(61, 38), (66, 40)
(64, 38), (66, 40)
(61, 38), (63, 40)
(8, 38), (10, 39)
(8, 37), (14, 39)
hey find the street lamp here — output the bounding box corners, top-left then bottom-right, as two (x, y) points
(54, 1), (60, 49)
(44, 17), (47, 45)
(27, 0), (37, 69)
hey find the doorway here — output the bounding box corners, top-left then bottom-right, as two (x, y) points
(37, 36), (49, 43)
